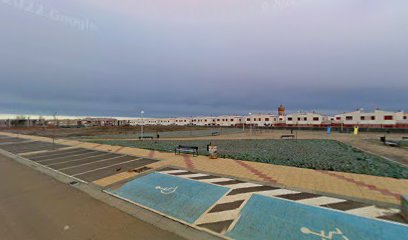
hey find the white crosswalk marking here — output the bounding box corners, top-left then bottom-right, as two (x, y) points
(346, 206), (399, 218)
(199, 178), (234, 183)
(297, 196), (347, 206)
(257, 189), (300, 197)
(177, 173), (209, 178)
(195, 209), (241, 225)
(159, 169), (189, 174)
(224, 182), (262, 189)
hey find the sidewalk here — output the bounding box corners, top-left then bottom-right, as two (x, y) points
(1, 132), (407, 206)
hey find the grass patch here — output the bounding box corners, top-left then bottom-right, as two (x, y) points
(85, 139), (408, 179)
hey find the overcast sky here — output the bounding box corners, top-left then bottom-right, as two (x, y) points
(0, 0), (407, 117)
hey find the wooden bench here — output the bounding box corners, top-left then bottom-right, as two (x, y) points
(175, 145), (199, 156)
(139, 136), (154, 140)
(280, 134), (295, 139)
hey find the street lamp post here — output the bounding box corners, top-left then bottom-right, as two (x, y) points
(249, 112), (252, 136)
(140, 110), (144, 139)
(53, 112), (57, 149)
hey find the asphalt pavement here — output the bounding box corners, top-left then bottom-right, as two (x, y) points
(0, 153), (185, 240)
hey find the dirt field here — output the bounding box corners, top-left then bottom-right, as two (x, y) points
(0, 125), (209, 138)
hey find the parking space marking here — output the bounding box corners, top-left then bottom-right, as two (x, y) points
(0, 137), (158, 185)
(72, 158), (144, 177)
(108, 172), (229, 224)
(19, 146), (78, 156)
(227, 195), (408, 240)
(46, 153), (114, 167)
(24, 148), (82, 158)
(34, 150), (96, 162)
(80, 158), (157, 182)
(158, 167), (406, 234)
(58, 155), (130, 171)
(41, 152), (112, 165)
(0, 140), (34, 145)
(28, 149), (89, 160)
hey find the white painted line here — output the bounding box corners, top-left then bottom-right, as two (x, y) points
(19, 147), (77, 156)
(59, 156), (142, 171)
(223, 182), (262, 189)
(46, 153), (113, 167)
(257, 189), (300, 197)
(72, 158), (142, 176)
(37, 151), (98, 163)
(0, 140), (34, 145)
(217, 193), (253, 204)
(29, 149), (86, 159)
(199, 178), (234, 183)
(178, 173), (209, 178)
(346, 206), (400, 218)
(160, 169), (190, 174)
(297, 196), (347, 206)
(194, 209), (240, 225)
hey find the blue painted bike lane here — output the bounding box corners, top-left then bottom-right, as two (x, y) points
(109, 172), (229, 224)
(227, 194), (408, 240)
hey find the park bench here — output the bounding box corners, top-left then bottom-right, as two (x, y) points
(139, 136), (154, 140)
(212, 132), (220, 136)
(384, 141), (401, 147)
(175, 145), (199, 156)
(402, 136), (408, 140)
(280, 134), (295, 139)
(380, 136), (401, 147)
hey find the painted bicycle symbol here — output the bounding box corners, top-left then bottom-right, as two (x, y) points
(155, 186), (178, 195)
(300, 227), (350, 240)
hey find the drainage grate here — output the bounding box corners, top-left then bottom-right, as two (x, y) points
(69, 181), (78, 185)
(130, 166), (151, 173)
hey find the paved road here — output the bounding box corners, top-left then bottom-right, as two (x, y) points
(0, 154), (185, 240)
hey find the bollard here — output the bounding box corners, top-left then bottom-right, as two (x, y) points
(402, 195), (408, 221)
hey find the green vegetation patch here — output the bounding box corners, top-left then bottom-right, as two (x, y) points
(85, 139), (408, 179)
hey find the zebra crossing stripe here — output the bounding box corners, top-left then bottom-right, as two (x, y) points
(297, 196), (347, 206)
(177, 173), (209, 178)
(200, 178), (235, 183)
(346, 205), (399, 218)
(196, 209), (241, 225)
(223, 182), (262, 189)
(160, 169), (189, 174)
(258, 189), (300, 197)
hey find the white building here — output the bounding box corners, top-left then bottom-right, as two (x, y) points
(244, 114), (278, 127)
(191, 116), (216, 126)
(333, 109), (405, 127)
(285, 113), (329, 126)
(213, 115), (243, 127)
